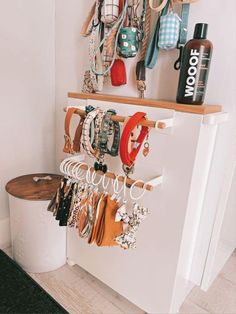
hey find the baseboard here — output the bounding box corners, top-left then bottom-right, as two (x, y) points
(0, 217), (11, 249)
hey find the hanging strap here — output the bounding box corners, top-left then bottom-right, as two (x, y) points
(174, 3), (190, 70)
(89, 16), (104, 90)
(179, 3), (190, 45)
(144, 0), (170, 69)
(63, 108), (84, 154)
(136, 0), (151, 98)
(81, 1), (97, 37)
(139, 0), (150, 60)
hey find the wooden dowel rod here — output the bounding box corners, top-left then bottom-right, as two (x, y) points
(64, 107), (166, 129)
(67, 162), (153, 191)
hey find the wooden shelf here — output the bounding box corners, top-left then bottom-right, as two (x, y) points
(68, 92), (222, 115)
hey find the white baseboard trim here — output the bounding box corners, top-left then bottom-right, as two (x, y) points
(0, 217), (11, 249)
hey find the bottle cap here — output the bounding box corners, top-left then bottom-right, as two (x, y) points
(194, 23), (208, 39)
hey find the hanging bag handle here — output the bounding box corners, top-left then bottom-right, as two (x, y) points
(149, 0), (169, 12)
(173, 0), (199, 69)
(81, 1), (97, 37)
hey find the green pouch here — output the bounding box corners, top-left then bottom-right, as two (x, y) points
(118, 27), (139, 58)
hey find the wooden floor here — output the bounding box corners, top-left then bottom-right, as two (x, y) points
(3, 247), (236, 314)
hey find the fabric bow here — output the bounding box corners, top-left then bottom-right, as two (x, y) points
(115, 203), (150, 249)
(115, 202), (130, 223)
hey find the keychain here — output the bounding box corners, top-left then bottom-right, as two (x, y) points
(143, 135), (150, 157)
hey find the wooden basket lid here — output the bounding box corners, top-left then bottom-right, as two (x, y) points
(6, 173), (63, 201)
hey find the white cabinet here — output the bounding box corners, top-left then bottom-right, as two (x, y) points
(201, 162), (236, 290)
(65, 94), (232, 313)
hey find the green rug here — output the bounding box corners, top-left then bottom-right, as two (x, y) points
(0, 250), (68, 314)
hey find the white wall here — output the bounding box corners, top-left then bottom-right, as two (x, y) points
(0, 0), (56, 248)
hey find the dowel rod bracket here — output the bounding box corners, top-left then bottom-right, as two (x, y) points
(146, 176), (163, 187)
(65, 105), (86, 111)
(155, 118), (174, 130)
(203, 112), (229, 125)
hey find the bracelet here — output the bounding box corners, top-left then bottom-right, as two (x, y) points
(99, 109), (120, 157)
(119, 112), (149, 168)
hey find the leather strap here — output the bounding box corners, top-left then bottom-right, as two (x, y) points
(81, 1), (97, 37)
(178, 3), (190, 46)
(97, 195), (123, 247)
(120, 112), (149, 167)
(149, 0), (168, 12)
(94, 193), (108, 246)
(119, 0), (124, 10)
(73, 118), (85, 152)
(63, 108), (85, 154)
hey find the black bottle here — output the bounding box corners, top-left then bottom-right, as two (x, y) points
(176, 23), (213, 105)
